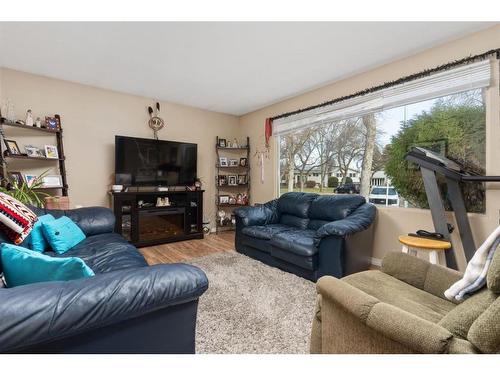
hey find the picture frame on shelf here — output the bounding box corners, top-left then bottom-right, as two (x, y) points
(44, 145), (59, 159)
(25, 145), (44, 158)
(237, 174), (247, 185)
(229, 159), (238, 167)
(4, 139), (21, 155)
(218, 175), (227, 186)
(239, 157), (248, 167)
(7, 171), (23, 186)
(41, 175), (63, 188)
(228, 175), (237, 186)
(219, 157), (228, 167)
(23, 174), (38, 188)
(219, 195), (230, 204)
(218, 138), (226, 148)
(44, 116), (60, 130)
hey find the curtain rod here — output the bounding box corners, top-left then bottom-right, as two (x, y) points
(270, 48), (500, 121)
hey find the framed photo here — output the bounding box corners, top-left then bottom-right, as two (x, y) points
(238, 174), (247, 185)
(44, 145), (59, 159)
(4, 139), (21, 155)
(25, 145), (44, 158)
(23, 174), (38, 188)
(218, 175), (227, 186)
(219, 195), (230, 204)
(228, 175), (237, 186)
(7, 171), (23, 186)
(239, 157), (248, 167)
(219, 157), (228, 167)
(44, 116), (60, 130)
(218, 138), (227, 148)
(41, 175), (63, 188)
(229, 159), (238, 167)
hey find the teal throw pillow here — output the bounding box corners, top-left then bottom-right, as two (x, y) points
(41, 216), (86, 254)
(24, 214), (55, 252)
(0, 243), (94, 287)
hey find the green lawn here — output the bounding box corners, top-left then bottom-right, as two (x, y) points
(280, 187), (334, 195)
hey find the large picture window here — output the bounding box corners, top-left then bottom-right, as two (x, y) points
(278, 88), (487, 212)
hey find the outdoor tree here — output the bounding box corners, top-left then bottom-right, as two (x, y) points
(281, 130), (313, 191)
(294, 128), (326, 191)
(359, 113), (377, 197)
(384, 91), (486, 212)
(334, 118), (365, 184)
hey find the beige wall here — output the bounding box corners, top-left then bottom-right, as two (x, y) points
(0, 68), (240, 227)
(239, 25), (500, 269)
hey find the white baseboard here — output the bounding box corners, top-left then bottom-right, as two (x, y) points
(371, 257), (382, 267)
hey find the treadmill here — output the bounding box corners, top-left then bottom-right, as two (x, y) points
(405, 147), (500, 270)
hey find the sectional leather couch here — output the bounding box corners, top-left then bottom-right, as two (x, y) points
(0, 206), (208, 353)
(234, 192), (376, 281)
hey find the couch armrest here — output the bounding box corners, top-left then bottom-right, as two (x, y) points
(315, 203), (376, 239)
(382, 252), (462, 300)
(317, 276), (453, 353)
(234, 199), (278, 227)
(0, 263), (208, 353)
(34, 206), (116, 236)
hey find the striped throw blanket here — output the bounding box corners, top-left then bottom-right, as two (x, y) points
(445, 225), (500, 302)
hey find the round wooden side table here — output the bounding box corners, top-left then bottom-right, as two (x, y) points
(398, 235), (451, 265)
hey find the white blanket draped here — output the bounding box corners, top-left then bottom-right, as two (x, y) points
(445, 225), (500, 301)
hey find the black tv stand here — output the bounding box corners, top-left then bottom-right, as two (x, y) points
(111, 190), (204, 247)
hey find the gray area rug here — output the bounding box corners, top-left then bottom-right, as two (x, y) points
(188, 251), (316, 354)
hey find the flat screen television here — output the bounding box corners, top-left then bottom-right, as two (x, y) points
(115, 135), (197, 187)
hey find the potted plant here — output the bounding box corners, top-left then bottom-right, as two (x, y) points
(0, 170), (52, 207)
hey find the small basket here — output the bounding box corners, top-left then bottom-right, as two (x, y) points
(44, 196), (70, 210)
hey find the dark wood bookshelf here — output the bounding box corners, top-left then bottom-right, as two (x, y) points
(0, 115), (68, 197)
(0, 119), (61, 134)
(215, 136), (250, 233)
(4, 154), (65, 161)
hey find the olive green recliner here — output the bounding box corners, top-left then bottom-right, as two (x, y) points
(311, 250), (500, 354)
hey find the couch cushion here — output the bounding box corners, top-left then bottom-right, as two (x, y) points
(308, 195), (366, 222)
(0, 192), (38, 245)
(1, 243), (94, 287)
(438, 288), (497, 339)
(46, 233), (147, 274)
(270, 229), (318, 257)
(241, 224), (294, 240)
(487, 247), (500, 293)
(271, 247), (317, 271)
(42, 216), (86, 254)
(277, 192), (317, 218)
(343, 270), (456, 323)
(280, 214), (309, 229)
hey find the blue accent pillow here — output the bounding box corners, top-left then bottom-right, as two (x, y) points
(41, 216), (86, 254)
(0, 243), (94, 287)
(24, 214), (55, 252)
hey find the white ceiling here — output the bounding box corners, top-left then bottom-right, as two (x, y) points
(0, 22), (495, 115)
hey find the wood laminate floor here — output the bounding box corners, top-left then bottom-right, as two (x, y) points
(139, 231), (235, 265)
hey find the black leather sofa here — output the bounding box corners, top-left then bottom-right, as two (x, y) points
(0, 206), (208, 353)
(234, 192), (376, 281)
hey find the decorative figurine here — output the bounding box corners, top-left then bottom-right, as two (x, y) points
(35, 117), (42, 128)
(6, 99), (16, 122)
(194, 178), (202, 190)
(25, 109), (34, 127)
(147, 102), (165, 140)
(218, 210), (226, 226)
(233, 138), (239, 148)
